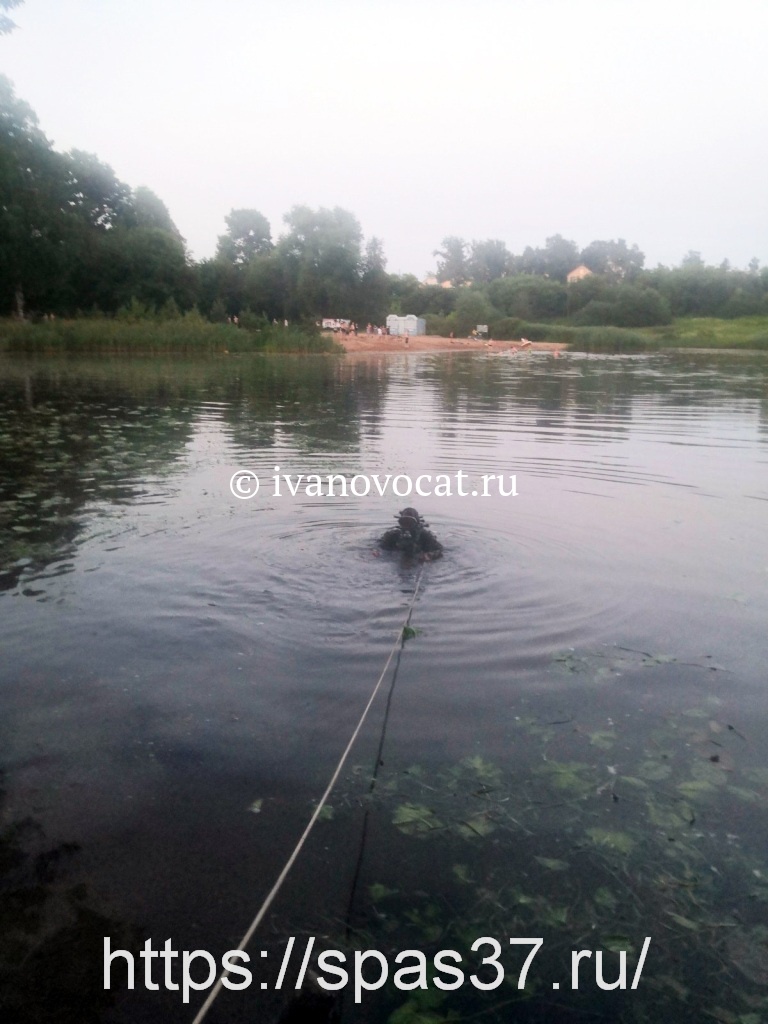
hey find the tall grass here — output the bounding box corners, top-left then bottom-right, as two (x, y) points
(490, 317), (650, 352)
(0, 314), (342, 355)
(642, 316), (768, 350)
(490, 314), (768, 352)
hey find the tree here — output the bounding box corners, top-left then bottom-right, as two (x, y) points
(132, 185), (183, 239)
(468, 239), (511, 284)
(541, 234), (580, 282)
(580, 238), (645, 281)
(216, 208), (272, 264)
(0, 75), (204, 317)
(242, 254), (287, 321)
(518, 235), (580, 282)
(278, 205), (362, 317)
(572, 285), (670, 327)
(433, 236), (469, 286)
(86, 227), (193, 313)
(63, 149), (133, 229)
(388, 274), (424, 317)
(452, 289), (500, 335)
(196, 258), (239, 318)
(0, 75), (69, 315)
(488, 275), (567, 320)
(681, 250), (704, 268)
(565, 272), (610, 316)
(0, 0), (22, 35)
(358, 236), (389, 322)
(362, 236), (387, 275)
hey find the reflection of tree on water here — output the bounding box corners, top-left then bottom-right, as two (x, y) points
(0, 364), (197, 590)
(0, 771), (136, 1023)
(0, 355), (392, 590)
(217, 354), (389, 453)
(419, 351), (768, 442)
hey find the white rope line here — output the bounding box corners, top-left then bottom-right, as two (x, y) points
(191, 572), (423, 1024)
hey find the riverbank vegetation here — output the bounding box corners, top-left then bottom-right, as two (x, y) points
(641, 316), (768, 350)
(2, 74), (768, 354)
(0, 311), (340, 355)
(467, 316), (768, 353)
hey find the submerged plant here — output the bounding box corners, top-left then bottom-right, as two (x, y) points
(318, 646), (768, 1022)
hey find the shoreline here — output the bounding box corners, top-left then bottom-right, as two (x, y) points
(331, 333), (567, 354)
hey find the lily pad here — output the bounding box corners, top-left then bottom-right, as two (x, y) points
(588, 730), (616, 750)
(585, 828), (635, 855)
(457, 814), (496, 839)
(393, 802), (443, 836)
(638, 760), (672, 782)
(461, 755), (500, 783)
(593, 887), (618, 911)
(535, 856), (569, 871)
(370, 883), (397, 902)
(726, 926), (768, 985)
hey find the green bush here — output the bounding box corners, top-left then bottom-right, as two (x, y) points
(424, 313), (456, 336)
(485, 317), (523, 340)
(488, 275), (567, 320)
(571, 300), (616, 327)
(571, 286), (671, 328)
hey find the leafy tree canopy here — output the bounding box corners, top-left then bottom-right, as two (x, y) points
(0, 72), (47, 144)
(362, 235), (387, 275)
(216, 208), (272, 264)
(132, 185), (183, 239)
(433, 236), (469, 286)
(681, 250), (705, 268)
(64, 149), (133, 229)
(0, 0), (22, 35)
(0, 76), (69, 314)
(580, 238), (645, 280)
(519, 234), (580, 283)
(280, 205), (362, 268)
(277, 205), (363, 317)
(488, 274), (567, 320)
(469, 239), (511, 284)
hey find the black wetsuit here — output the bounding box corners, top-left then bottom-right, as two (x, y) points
(379, 525), (443, 559)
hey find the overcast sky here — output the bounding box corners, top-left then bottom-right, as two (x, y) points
(3, 0), (767, 276)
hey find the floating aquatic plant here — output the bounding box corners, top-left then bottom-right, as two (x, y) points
(272, 646), (768, 1022)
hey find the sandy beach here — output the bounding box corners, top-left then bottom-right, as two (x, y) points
(332, 332), (567, 354)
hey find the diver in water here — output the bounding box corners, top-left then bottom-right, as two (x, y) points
(378, 507), (443, 561)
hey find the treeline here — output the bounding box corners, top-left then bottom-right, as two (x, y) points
(2, 74), (768, 336)
(0, 76), (191, 320)
(425, 236), (768, 338)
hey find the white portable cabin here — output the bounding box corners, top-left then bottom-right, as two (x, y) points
(386, 314), (426, 337)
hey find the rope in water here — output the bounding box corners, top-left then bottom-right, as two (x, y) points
(190, 568), (424, 1024)
(344, 600), (411, 940)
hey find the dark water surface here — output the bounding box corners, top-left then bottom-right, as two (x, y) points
(1, 350), (767, 1023)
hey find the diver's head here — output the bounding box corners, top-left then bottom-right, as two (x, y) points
(396, 507), (422, 532)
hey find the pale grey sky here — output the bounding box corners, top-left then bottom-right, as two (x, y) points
(3, 0), (767, 275)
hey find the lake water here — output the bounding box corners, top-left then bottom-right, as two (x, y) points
(1, 349), (767, 1024)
